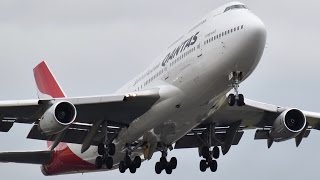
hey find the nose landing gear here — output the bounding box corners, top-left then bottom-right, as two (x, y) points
(228, 71), (245, 106)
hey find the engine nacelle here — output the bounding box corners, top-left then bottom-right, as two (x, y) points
(269, 109), (306, 142)
(38, 101), (77, 136)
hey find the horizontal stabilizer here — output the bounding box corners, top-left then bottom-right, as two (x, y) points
(0, 150), (53, 164)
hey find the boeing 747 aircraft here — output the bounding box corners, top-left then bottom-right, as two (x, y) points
(0, 1), (317, 176)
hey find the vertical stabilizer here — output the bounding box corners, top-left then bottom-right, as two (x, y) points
(33, 61), (66, 99)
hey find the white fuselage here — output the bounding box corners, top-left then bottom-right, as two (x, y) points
(67, 4), (267, 173)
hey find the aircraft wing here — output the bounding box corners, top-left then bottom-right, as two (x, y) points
(0, 89), (160, 146)
(175, 95), (320, 154)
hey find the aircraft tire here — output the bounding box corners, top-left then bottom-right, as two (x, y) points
(129, 166), (136, 173)
(200, 159), (207, 172)
(165, 166), (173, 174)
(95, 156), (103, 169)
(155, 162), (162, 174)
(169, 157), (177, 169)
(237, 94), (245, 106)
(209, 160), (217, 172)
(105, 157), (113, 169)
(212, 146), (220, 159)
(98, 143), (105, 156)
(134, 156), (142, 168)
(228, 94), (236, 106)
(201, 146), (210, 159)
(119, 161), (126, 173)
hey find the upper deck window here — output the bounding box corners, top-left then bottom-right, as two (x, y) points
(224, 4), (247, 12)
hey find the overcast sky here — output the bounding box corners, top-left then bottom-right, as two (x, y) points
(0, 0), (320, 179)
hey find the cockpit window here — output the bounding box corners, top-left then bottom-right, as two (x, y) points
(224, 4), (247, 12)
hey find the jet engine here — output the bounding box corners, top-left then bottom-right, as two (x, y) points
(269, 109), (306, 142)
(38, 101), (77, 136)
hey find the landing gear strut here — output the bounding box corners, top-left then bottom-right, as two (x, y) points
(228, 71), (245, 106)
(154, 143), (177, 174)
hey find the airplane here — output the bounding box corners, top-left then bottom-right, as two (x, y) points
(0, 1), (318, 176)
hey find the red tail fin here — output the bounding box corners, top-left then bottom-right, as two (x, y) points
(33, 61), (67, 149)
(33, 61), (66, 99)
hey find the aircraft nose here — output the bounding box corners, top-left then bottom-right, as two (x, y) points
(231, 14), (267, 73)
(246, 15), (267, 46)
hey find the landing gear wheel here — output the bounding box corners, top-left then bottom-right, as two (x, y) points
(133, 156), (142, 168)
(95, 156), (103, 169)
(108, 143), (116, 156)
(200, 159), (207, 172)
(98, 143), (105, 156)
(159, 157), (167, 169)
(129, 166), (137, 173)
(228, 94), (236, 106)
(155, 162), (162, 174)
(212, 146), (220, 159)
(165, 166), (173, 174)
(209, 160), (217, 172)
(201, 146), (210, 159)
(105, 156), (113, 169)
(237, 94), (245, 106)
(169, 157), (177, 169)
(119, 161), (126, 173)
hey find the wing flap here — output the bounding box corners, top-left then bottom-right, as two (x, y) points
(175, 131), (244, 149)
(27, 122), (122, 145)
(0, 150), (53, 164)
(254, 129), (311, 140)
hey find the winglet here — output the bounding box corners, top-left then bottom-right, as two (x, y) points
(33, 61), (66, 99)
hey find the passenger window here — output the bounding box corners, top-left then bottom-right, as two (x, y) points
(234, 27), (236, 31)
(237, 26), (240, 30)
(228, 30), (230, 34)
(241, 25), (244, 29)
(231, 29), (233, 33)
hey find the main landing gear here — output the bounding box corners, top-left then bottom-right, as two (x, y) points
(95, 143), (116, 169)
(228, 71), (245, 106)
(95, 121), (117, 169)
(155, 144), (177, 174)
(118, 144), (142, 174)
(119, 154), (142, 174)
(199, 146), (219, 172)
(198, 124), (220, 172)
